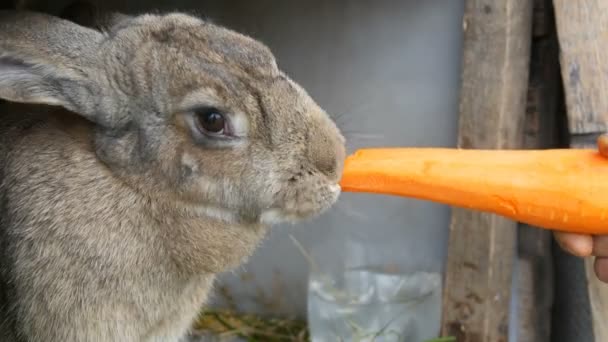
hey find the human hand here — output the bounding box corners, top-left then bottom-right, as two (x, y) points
(554, 134), (608, 283)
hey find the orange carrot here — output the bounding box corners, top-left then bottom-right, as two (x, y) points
(339, 147), (608, 234)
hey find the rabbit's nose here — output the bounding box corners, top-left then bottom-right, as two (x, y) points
(308, 133), (345, 182)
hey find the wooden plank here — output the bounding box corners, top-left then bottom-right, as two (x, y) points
(440, 1), (533, 341)
(584, 257), (608, 341)
(516, 1), (559, 340)
(517, 225), (553, 342)
(553, 1), (608, 341)
(553, 0), (608, 134)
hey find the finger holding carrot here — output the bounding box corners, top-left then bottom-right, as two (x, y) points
(554, 134), (608, 283)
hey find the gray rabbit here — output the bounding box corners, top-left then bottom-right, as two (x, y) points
(0, 7), (345, 342)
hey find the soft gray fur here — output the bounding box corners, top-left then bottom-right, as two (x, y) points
(0, 7), (345, 342)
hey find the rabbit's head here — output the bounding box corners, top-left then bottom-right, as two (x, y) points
(0, 11), (345, 226)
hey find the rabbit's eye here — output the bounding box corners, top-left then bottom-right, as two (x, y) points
(194, 107), (227, 135)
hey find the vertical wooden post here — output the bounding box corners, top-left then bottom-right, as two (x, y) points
(515, 1), (560, 341)
(553, 0), (608, 135)
(553, 1), (608, 341)
(440, 1), (533, 341)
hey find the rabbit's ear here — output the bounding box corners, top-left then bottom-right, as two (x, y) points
(0, 11), (122, 128)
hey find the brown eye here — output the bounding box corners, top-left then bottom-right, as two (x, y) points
(195, 107), (226, 134)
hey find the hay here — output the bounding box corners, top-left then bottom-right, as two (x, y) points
(192, 309), (309, 342)
(191, 309), (455, 342)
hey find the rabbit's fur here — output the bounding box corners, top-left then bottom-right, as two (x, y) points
(0, 7), (345, 342)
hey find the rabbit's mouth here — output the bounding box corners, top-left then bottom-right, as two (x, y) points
(259, 183), (341, 225)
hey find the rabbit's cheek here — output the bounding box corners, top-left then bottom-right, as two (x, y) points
(260, 209), (299, 225)
(179, 152), (200, 178)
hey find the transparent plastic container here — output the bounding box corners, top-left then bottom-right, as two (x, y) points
(305, 211), (444, 342)
(308, 268), (441, 342)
